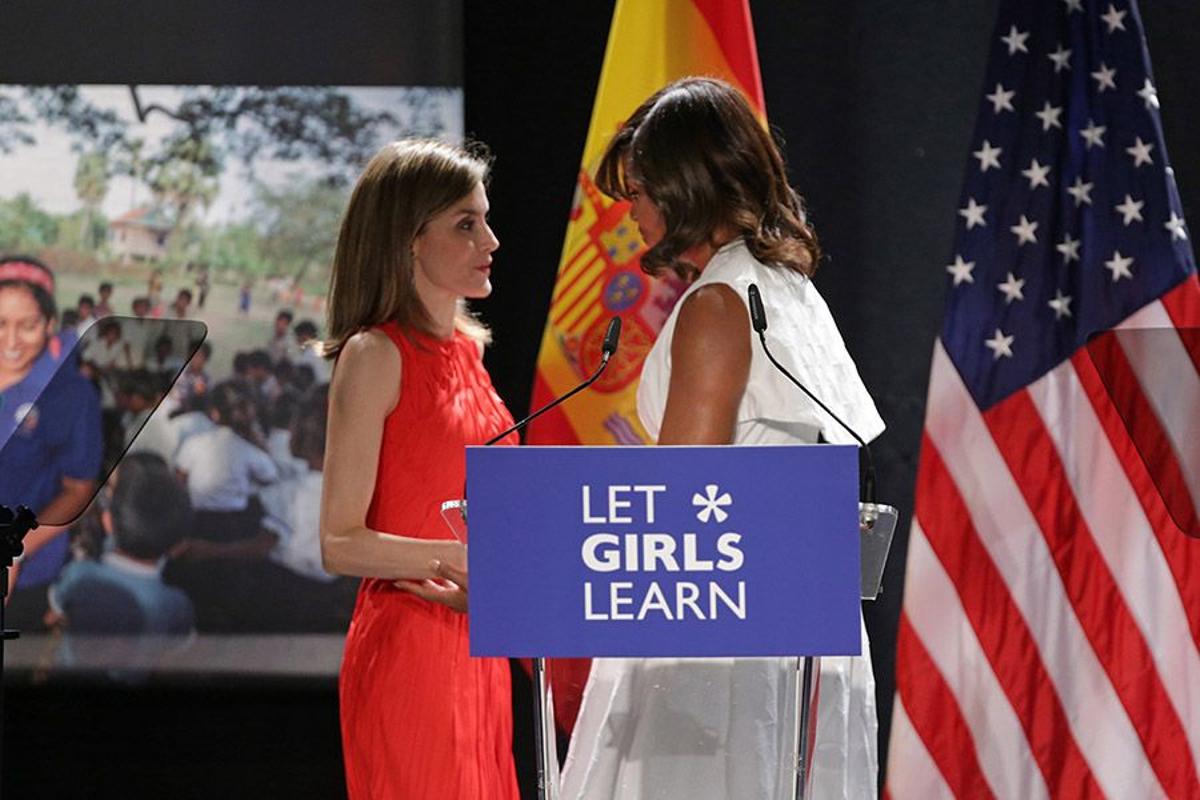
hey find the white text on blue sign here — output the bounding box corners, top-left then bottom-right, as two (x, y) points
(579, 484), (747, 621)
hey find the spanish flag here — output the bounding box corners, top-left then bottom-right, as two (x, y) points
(527, 0), (765, 447)
(528, 0), (766, 734)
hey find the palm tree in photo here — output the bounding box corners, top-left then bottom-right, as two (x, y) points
(73, 150), (109, 249)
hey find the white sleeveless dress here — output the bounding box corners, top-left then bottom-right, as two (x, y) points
(560, 239), (885, 800)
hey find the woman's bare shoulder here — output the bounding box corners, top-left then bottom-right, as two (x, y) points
(670, 282), (751, 375)
(339, 329), (400, 370)
(331, 329), (402, 411)
(677, 283), (749, 336)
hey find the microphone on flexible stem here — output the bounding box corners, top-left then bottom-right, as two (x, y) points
(746, 284), (877, 511)
(751, 286), (895, 799)
(477, 322), (622, 800)
(454, 317), (621, 525)
(484, 316), (622, 446)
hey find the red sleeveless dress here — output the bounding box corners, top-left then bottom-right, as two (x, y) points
(339, 323), (520, 800)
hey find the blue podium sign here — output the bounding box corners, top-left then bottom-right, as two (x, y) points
(466, 445), (861, 658)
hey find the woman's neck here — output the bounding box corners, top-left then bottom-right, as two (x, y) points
(412, 272), (458, 340)
(422, 299), (457, 339)
(680, 228), (739, 277)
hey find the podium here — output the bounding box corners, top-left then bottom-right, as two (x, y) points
(463, 444), (896, 800)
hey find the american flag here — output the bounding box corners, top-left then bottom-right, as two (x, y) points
(886, 1), (1200, 797)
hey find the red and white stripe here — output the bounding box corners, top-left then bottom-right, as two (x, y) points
(887, 694), (956, 800)
(888, 283), (1200, 799)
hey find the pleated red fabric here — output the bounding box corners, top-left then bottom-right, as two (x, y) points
(339, 322), (519, 800)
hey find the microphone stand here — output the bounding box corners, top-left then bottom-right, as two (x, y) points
(747, 286), (876, 506)
(0, 505), (39, 789)
(746, 283), (877, 800)
(485, 318), (622, 446)
(481, 317), (621, 800)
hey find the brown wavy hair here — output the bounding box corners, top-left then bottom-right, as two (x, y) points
(324, 139), (491, 360)
(596, 77), (821, 279)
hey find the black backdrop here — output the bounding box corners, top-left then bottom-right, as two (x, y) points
(3, 1), (1199, 797)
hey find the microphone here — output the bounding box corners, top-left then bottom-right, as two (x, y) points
(746, 284), (877, 507)
(484, 316), (622, 446)
(601, 314), (622, 360)
(748, 283), (768, 335)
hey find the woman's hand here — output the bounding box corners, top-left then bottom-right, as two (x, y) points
(395, 558), (469, 613)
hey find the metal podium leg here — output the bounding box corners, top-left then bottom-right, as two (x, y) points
(792, 656), (817, 800)
(532, 657), (559, 800)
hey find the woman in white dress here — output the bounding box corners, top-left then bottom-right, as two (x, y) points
(559, 78), (885, 800)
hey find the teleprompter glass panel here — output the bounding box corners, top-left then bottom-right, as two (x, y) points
(0, 317), (207, 527)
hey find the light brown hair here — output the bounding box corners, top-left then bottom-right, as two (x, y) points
(324, 139), (491, 359)
(596, 77), (821, 280)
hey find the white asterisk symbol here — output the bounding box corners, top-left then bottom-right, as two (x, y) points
(692, 484), (733, 524)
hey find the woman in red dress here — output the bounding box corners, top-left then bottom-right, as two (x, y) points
(319, 139), (520, 799)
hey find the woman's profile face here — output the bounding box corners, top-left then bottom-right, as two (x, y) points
(412, 182), (500, 300)
(625, 171), (666, 249)
(0, 286), (52, 381)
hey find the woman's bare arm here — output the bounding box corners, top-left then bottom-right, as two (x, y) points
(656, 284), (752, 446)
(319, 329), (463, 580)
